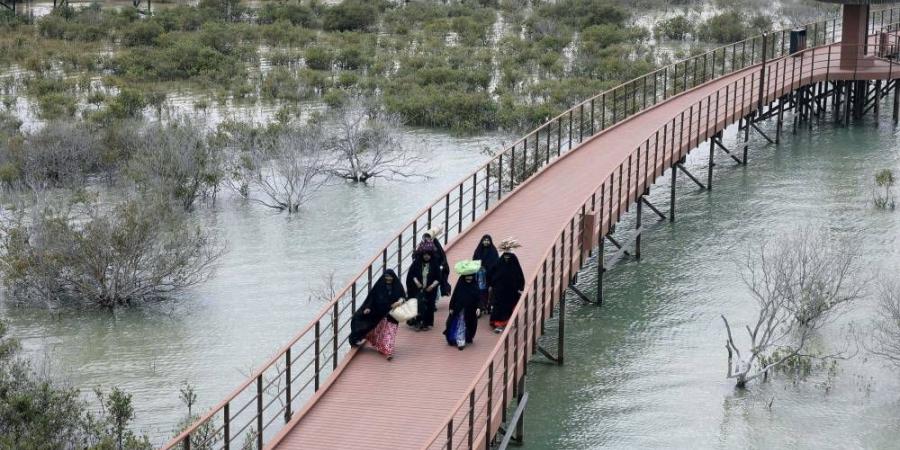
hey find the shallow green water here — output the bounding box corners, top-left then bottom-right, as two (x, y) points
(522, 115), (900, 449)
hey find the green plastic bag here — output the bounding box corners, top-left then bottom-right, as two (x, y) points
(454, 260), (481, 276)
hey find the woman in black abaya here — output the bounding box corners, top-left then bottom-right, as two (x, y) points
(472, 234), (499, 314)
(444, 272), (481, 350)
(406, 242), (441, 331)
(488, 252), (525, 333)
(422, 227), (451, 296)
(349, 269), (407, 359)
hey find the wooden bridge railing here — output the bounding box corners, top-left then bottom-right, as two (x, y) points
(162, 7), (900, 449)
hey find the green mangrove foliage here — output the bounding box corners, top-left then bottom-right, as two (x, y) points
(0, 320), (152, 448)
(0, 0), (670, 133)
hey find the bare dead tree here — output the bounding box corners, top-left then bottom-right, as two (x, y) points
(129, 118), (223, 211)
(239, 124), (330, 214)
(217, 121), (263, 199)
(722, 229), (863, 388)
(868, 278), (900, 367)
(308, 271), (338, 304)
(328, 98), (426, 183)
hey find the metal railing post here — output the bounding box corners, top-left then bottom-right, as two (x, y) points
(444, 194), (450, 240)
(497, 155), (503, 200)
(256, 375), (263, 449)
(457, 184), (463, 232)
(224, 402), (230, 450)
(484, 165), (490, 210)
(284, 349), (292, 422)
(314, 321), (321, 391)
(471, 174), (477, 221)
(468, 390), (475, 449)
(486, 361), (494, 450)
(758, 33), (768, 111)
(332, 304), (339, 370)
(447, 419), (454, 449)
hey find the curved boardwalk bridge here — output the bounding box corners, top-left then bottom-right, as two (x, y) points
(167, 5), (900, 450)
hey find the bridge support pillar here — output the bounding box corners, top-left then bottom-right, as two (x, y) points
(742, 113), (751, 163)
(514, 377), (526, 443)
(635, 198), (642, 260)
(557, 287), (565, 365)
(596, 237), (604, 305)
(498, 377), (528, 450)
(707, 135), (715, 190)
(776, 96), (785, 144)
(669, 162), (677, 222)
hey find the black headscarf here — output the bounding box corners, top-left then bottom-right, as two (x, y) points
(449, 274), (480, 312)
(422, 233), (451, 292)
(489, 252), (525, 294)
(472, 234), (500, 272)
(363, 269), (407, 319)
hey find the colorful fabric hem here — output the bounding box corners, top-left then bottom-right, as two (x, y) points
(366, 318), (398, 356)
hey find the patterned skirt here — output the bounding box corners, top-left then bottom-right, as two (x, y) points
(366, 318), (399, 356)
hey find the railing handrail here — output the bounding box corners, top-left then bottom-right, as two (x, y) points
(164, 6), (900, 447)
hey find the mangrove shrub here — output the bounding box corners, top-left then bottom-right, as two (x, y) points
(0, 195), (224, 308)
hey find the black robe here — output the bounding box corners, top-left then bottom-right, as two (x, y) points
(406, 256), (442, 301)
(472, 234), (500, 273)
(350, 270), (407, 344)
(445, 275), (480, 343)
(488, 253), (525, 325)
(431, 238), (452, 295)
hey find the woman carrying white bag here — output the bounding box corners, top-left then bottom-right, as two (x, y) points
(349, 269), (413, 361)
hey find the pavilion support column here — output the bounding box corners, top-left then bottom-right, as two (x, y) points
(834, 81), (843, 124)
(793, 89), (800, 133)
(854, 80), (868, 119)
(840, 4), (870, 70)
(844, 81), (853, 125)
(875, 80), (882, 125)
(808, 86), (815, 131)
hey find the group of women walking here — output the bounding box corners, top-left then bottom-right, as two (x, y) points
(349, 227), (525, 359)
